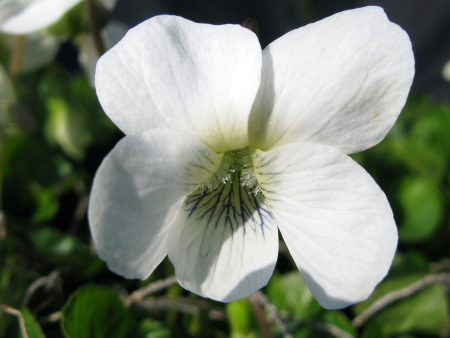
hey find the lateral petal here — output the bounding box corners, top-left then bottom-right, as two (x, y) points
(253, 142), (397, 309)
(88, 129), (222, 279)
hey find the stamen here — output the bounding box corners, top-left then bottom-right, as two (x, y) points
(196, 147), (261, 196)
(184, 147), (271, 234)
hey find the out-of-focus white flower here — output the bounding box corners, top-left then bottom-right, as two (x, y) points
(98, 0), (117, 11)
(13, 33), (60, 71)
(442, 60), (450, 83)
(88, 7), (414, 309)
(0, 0), (83, 35)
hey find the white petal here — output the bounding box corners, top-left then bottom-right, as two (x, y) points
(95, 15), (262, 152)
(168, 176), (278, 302)
(253, 142), (397, 309)
(0, 0), (83, 35)
(88, 129), (222, 279)
(249, 6), (414, 154)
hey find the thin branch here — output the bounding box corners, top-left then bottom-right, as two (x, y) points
(42, 311), (61, 324)
(252, 291), (292, 338)
(249, 293), (275, 338)
(431, 259), (450, 272)
(22, 270), (61, 306)
(135, 296), (225, 320)
(0, 212), (6, 240)
(241, 17), (260, 37)
(252, 292), (351, 338)
(126, 276), (177, 306)
(0, 304), (29, 338)
(69, 181), (88, 232)
(286, 317), (354, 338)
(9, 36), (26, 80)
(352, 273), (450, 328)
(86, 0), (106, 55)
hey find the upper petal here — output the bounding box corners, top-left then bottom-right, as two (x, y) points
(249, 6), (414, 154)
(88, 128), (222, 279)
(168, 172), (278, 302)
(0, 0), (82, 35)
(95, 15), (262, 152)
(253, 142), (397, 309)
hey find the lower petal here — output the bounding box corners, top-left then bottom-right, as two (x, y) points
(88, 129), (222, 279)
(253, 143), (397, 309)
(168, 172), (278, 302)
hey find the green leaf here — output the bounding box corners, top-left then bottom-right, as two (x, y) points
(267, 272), (321, 320)
(398, 177), (443, 243)
(3, 134), (65, 216)
(409, 100), (450, 156)
(61, 285), (136, 338)
(389, 251), (429, 277)
(30, 227), (89, 257)
(46, 2), (87, 38)
(139, 318), (170, 338)
(44, 97), (87, 160)
(226, 299), (258, 338)
(29, 184), (59, 223)
(355, 275), (450, 337)
(21, 308), (45, 338)
(41, 73), (116, 160)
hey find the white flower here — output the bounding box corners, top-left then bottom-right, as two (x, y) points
(88, 7), (414, 309)
(0, 0), (83, 35)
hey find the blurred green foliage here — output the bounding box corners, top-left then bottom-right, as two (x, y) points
(0, 2), (449, 338)
(61, 285), (137, 338)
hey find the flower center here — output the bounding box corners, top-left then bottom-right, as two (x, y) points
(183, 147), (271, 233)
(198, 147), (261, 195)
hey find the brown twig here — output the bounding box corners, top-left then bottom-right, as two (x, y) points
(0, 304), (29, 338)
(241, 17), (260, 37)
(135, 296), (225, 320)
(431, 259), (450, 272)
(69, 181), (89, 232)
(126, 276), (177, 306)
(252, 292), (352, 338)
(0, 211), (6, 240)
(86, 0), (106, 56)
(249, 293), (275, 338)
(9, 36), (26, 80)
(352, 273), (450, 328)
(22, 270), (61, 306)
(252, 291), (292, 338)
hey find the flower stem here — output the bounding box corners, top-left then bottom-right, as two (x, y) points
(9, 36), (26, 81)
(86, 0), (106, 56)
